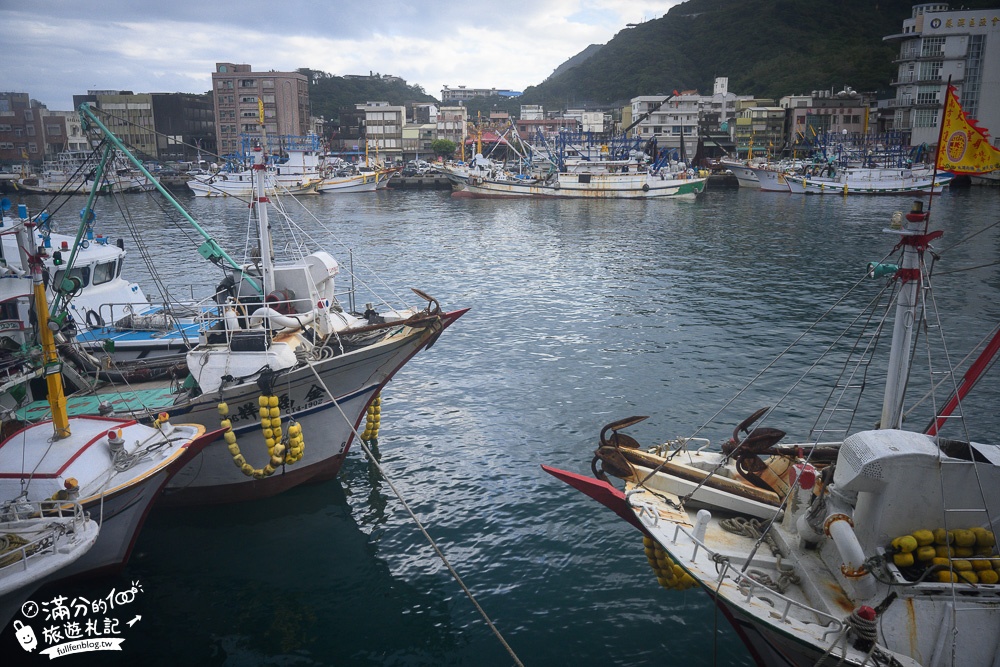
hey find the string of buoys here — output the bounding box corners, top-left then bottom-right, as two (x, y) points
(362, 394), (381, 444)
(218, 395), (305, 479)
(889, 527), (999, 584)
(643, 536), (699, 591)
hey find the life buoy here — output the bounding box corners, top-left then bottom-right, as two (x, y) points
(85, 309), (105, 329)
(642, 183), (650, 192)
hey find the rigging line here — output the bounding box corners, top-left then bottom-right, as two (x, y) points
(903, 322), (1000, 420)
(934, 218), (1000, 256)
(932, 259), (1000, 276)
(302, 362), (524, 667)
(678, 243), (898, 448)
(269, 191), (414, 310)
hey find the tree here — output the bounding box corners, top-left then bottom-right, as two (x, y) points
(431, 139), (457, 159)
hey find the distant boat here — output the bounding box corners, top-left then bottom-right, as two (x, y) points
(17, 151), (156, 195)
(456, 168), (707, 199)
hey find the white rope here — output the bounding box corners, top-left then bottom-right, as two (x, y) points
(304, 361), (524, 667)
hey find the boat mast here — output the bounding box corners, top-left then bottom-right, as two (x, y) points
(253, 99), (276, 295)
(880, 201), (937, 429)
(16, 205), (70, 437)
(251, 144), (276, 296)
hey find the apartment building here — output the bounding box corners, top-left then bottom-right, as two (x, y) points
(440, 85), (521, 103)
(436, 106), (468, 148)
(0, 92), (47, 165)
(211, 63), (310, 158)
(358, 101), (405, 163)
(884, 2), (1000, 148)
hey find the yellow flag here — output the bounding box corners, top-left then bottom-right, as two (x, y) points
(936, 85), (1000, 174)
(257, 97), (265, 126)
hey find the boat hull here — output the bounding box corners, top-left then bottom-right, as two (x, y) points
(457, 174), (707, 199)
(784, 172), (950, 195)
(157, 309), (466, 506)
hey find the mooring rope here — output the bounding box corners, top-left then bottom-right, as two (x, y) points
(304, 362), (524, 667)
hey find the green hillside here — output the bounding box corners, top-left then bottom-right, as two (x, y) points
(302, 69), (437, 119)
(517, 0), (997, 108)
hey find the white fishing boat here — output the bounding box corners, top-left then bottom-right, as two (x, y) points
(16, 151), (157, 195)
(456, 168), (707, 199)
(0, 210), (211, 584)
(11, 104), (466, 506)
(784, 167), (951, 195)
(547, 196), (1000, 666)
(0, 500), (100, 630)
(719, 158), (763, 188)
(0, 198), (194, 365)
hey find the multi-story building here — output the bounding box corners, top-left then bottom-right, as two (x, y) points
(0, 92), (46, 166)
(436, 106), (468, 149)
(402, 123), (436, 161)
(733, 105), (786, 159)
(519, 105), (545, 121)
(211, 63), (310, 158)
(358, 101), (405, 163)
(73, 91), (157, 161)
(884, 2), (1000, 148)
(630, 79), (749, 159)
(71, 91), (215, 163)
(781, 88), (875, 151)
(150, 93), (216, 162)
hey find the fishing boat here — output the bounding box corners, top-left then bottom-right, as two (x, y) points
(719, 158), (762, 188)
(784, 167), (951, 195)
(11, 104), (466, 506)
(546, 194), (1000, 666)
(546, 193), (1000, 667)
(456, 167), (706, 199)
(187, 138), (324, 197)
(16, 151), (157, 195)
(0, 500), (100, 630)
(0, 198), (198, 367)
(0, 208), (212, 584)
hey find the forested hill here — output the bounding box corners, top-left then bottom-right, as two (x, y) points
(301, 69), (437, 120)
(517, 0), (997, 108)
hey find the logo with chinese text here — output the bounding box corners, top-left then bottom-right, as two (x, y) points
(12, 580), (143, 659)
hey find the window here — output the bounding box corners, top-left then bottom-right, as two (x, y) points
(23, 109), (33, 121)
(46, 124), (62, 135)
(27, 143), (37, 153)
(0, 124), (10, 132)
(916, 86), (940, 105)
(921, 36), (945, 57)
(26, 126), (35, 136)
(913, 109), (937, 128)
(92, 261), (116, 285)
(218, 80), (233, 89)
(54, 266), (90, 290)
(919, 60), (943, 81)
(239, 79), (257, 87)
(262, 79), (274, 88)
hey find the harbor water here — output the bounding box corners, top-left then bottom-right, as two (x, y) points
(3, 184), (999, 666)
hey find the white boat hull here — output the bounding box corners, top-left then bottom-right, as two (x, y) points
(457, 173), (707, 199)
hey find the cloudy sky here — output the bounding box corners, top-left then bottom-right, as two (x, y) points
(4, 1), (682, 111)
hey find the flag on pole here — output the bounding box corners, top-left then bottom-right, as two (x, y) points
(257, 97), (265, 126)
(936, 85), (1000, 174)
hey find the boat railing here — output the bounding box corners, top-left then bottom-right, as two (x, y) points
(631, 497), (844, 635)
(0, 500), (90, 574)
